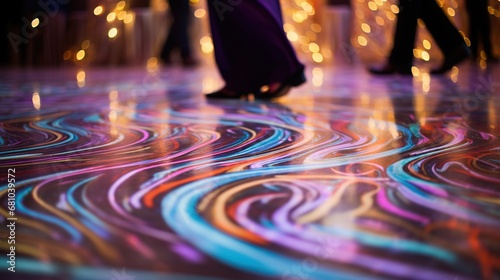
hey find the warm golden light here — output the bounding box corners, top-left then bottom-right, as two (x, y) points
(487, 6), (494, 15)
(77, 71), (85, 87)
(107, 13), (116, 22)
(386, 11), (396, 20)
(421, 51), (430, 61)
(421, 73), (430, 93)
(411, 66), (420, 76)
(283, 23), (294, 33)
(361, 23), (371, 33)
(116, 1), (126, 10)
(299, 35), (310, 45)
(124, 13), (134, 24)
(194, 9), (206, 18)
(287, 31), (299, 42)
(450, 66), (459, 83)
(312, 67), (323, 87)
(147, 57), (158, 72)
(309, 42), (319, 53)
(301, 44), (310, 53)
(94, 6), (103, 16)
(301, 2), (314, 14)
(108, 28), (118, 38)
(77, 71), (85, 81)
(413, 48), (422, 58)
(200, 36), (212, 45)
(390, 5), (399, 14)
(32, 92), (41, 110)
(417, 19), (425, 27)
(311, 23), (321, 33)
(292, 11), (307, 22)
(375, 16), (385, 25)
(480, 59), (487, 69)
(117, 11), (127, 20)
(200, 35), (214, 54)
(480, 50), (487, 60)
(76, 50), (85, 60)
(31, 18), (40, 28)
(423, 40), (431, 50)
(201, 44), (214, 54)
(312, 52), (323, 63)
(447, 7), (455, 17)
(368, 2), (378, 11)
(357, 35), (368, 46)
(202, 77), (217, 94)
(63, 50), (71, 60)
(109, 111), (117, 121)
(82, 40), (90, 49)
(464, 37), (471, 46)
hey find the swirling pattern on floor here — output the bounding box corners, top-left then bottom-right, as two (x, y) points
(0, 67), (499, 280)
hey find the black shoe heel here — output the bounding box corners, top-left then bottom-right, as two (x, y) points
(254, 68), (306, 100)
(205, 88), (249, 100)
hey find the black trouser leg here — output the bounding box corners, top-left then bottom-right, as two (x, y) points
(419, 0), (465, 56)
(161, 0), (192, 60)
(388, 0), (421, 67)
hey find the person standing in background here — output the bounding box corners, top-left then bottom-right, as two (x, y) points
(205, 0), (305, 99)
(465, 0), (497, 62)
(160, 0), (198, 67)
(369, 0), (470, 75)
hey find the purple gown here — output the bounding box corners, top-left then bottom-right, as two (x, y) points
(207, 0), (305, 93)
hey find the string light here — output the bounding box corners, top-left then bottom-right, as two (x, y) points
(76, 71), (85, 88)
(31, 18), (40, 28)
(61, 0), (499, 67)
(194, 9), (206, 18)
(63, 50), (71, 60)
(423, 40), (431, 50)
(108, 28), (118, 39)
(94, 6), (103, 16)
(117, 11), (127, 20)
(81, 40), (90, 50)
(124, 13), (134, 24)
(116, 1), (126, 10)
(76, 50), (85, 60)
(287, 31), (299, 42)
(32, 92), (41, 110)
(107, 12), (116, 22)
(358, 36), (368, 46)
(361, 23), (371, 33)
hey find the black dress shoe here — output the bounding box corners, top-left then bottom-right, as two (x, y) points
(431, 45), (471, 74)
(254, 68), (306, 100)
(368, 63), (412, 75)
(205, 88), (249, 100)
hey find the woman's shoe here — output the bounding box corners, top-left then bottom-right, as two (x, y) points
(205, 88), (249, 100)
(430, 44), (471, 74)
(254, 69), (306, 100)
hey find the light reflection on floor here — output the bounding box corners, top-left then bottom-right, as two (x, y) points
(0, 62), (499, 280)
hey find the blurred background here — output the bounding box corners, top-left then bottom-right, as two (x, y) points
(1, 0), (499, 68)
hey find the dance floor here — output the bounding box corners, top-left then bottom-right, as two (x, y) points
(1, 62), (499, 280)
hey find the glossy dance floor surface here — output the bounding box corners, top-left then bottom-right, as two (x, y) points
(1, 64), (500, 280)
